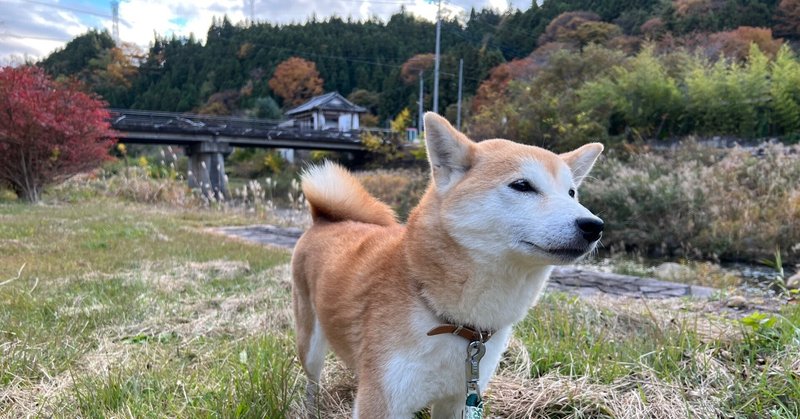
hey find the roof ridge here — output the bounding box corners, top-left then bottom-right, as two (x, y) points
(285, 91), (367, 115)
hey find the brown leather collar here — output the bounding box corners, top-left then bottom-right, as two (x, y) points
(427, 324), (494, 343)
(414, 278), (494, 343)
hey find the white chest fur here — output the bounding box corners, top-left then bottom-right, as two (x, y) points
(379, 306), (513, 417)
(432, 264), (553, 332)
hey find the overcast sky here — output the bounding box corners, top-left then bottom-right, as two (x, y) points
(0, 0), (516, 65)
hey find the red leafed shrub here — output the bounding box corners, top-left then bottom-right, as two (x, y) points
(472, 57), (537, 111)
(0, 66), (117, 202)
(708, 26), (783, 61)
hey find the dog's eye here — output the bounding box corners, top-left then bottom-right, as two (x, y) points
(508, 179), (537, 193)
(569, 188), (576, 198)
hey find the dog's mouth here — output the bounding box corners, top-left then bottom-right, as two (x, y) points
(521, 241), (591, 260)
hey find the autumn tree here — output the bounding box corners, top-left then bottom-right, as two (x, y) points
(400, 54), (435, 84)
(538, 11), (621, 49)
(775, 0), (800, 38)
(87, 42), (142, 106)
(197, 89), (241, 115)
(268, 57), (324, 107)
(707, 26), (783, 61)
(472, 57), (537, 112)
(0, 66), (116, 202)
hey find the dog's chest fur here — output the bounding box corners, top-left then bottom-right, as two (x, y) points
(377, 267), (552, 414)
(379, 305), (513, 414)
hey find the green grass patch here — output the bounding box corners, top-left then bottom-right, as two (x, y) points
(0, 199), (286, 281)
(517, 294), (705, 383)
(2, 195), (799, 417)
(0, 198), (293, 416)
(71, 335), (300, 418)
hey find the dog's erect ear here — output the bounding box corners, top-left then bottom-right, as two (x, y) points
(560, 143), (604, 187)
(423, 112), (474, 192)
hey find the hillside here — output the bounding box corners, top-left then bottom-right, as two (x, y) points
(38, 0), (797, 137)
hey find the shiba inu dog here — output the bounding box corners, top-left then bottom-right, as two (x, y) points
(291, 112), (604, 418)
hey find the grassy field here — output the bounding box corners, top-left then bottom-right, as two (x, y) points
(1, 197), (799, 418)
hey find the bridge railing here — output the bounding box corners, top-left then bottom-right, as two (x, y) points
(109, 109), (371, 142)
(109, 108), (286, 125)
(108, 109), (406, 146)
(109, 108), (284, 133)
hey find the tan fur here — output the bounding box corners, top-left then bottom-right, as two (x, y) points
(302, 161), (397, 226)
(292, 113), (604, 418)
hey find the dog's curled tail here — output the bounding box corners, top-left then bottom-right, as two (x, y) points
(301, 161), (397, 226)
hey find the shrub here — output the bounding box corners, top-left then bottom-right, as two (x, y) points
(770, 45), (800, 135)
(50, 167), (197, 207)
(469, 40), (800, 146)
(582, 142), (800, 261)
(685, 44), (771, 137)
(0, 66), (116, 202)
(579, 45), (683, 139)
(468, 44), (624, 150)
(356, 168), (428, 221)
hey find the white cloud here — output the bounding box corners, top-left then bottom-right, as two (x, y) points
(1, 0), (513, 63)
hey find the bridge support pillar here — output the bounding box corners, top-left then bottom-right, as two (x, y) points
(186, 141), (232, 199)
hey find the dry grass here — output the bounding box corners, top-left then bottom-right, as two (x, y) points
(488, 372), (702, 419)
(2, 196), (799, 418)
(583, 142), (800, 262)
(356, 168), (428, 220)
(53, 168), (199, 207)
(287, 301), (738, 419)
(0, 258), (293, 416)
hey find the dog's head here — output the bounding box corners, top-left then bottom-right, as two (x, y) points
(421, 112), (604, 266)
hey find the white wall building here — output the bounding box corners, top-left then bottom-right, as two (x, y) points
(284, 92), (367, 131)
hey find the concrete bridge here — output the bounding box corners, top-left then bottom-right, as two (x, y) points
(109, 109), (371, 196)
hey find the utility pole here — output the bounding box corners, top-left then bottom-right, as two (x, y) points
(457, 58), (463, 130)
(110, 1), (120, 43)
(247, 0), (255, 25)
(418, 70), (424, 134)
(432, 0), (442, 114)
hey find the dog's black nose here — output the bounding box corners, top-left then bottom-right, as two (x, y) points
(576, 217), (604, 242)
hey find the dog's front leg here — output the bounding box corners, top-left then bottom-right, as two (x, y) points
(352, 379), (413, 419)
(431, 396), (464, 419)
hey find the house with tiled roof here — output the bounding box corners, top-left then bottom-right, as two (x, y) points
(284, 92), (367, 131)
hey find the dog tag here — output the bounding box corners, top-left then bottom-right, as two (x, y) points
(465, 341), (486, 385)
(464, 341), (486, 419)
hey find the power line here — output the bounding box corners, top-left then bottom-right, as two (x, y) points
(18, 0), (131, 27)
(337, 0), (416, 4)
(21, 0), (112, 19)
(0, 32), (69, 42)
(210, 36), (483, 82)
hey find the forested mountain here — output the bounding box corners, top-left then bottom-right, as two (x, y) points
(38, 0), (795, 130)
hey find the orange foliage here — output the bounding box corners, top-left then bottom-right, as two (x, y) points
(472, 58), (537, 111)
(400, 54), (435, 85)
(89, 42), (141, 89)
(538, 11), (621, 49)
(268, 57), (324, 107)
(641, 18), (666, 38)
(538, 11), (600, 44)
(708, 27), (783, 61)
(197, 90), (240, 115)
(238, 42), (255, 59)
